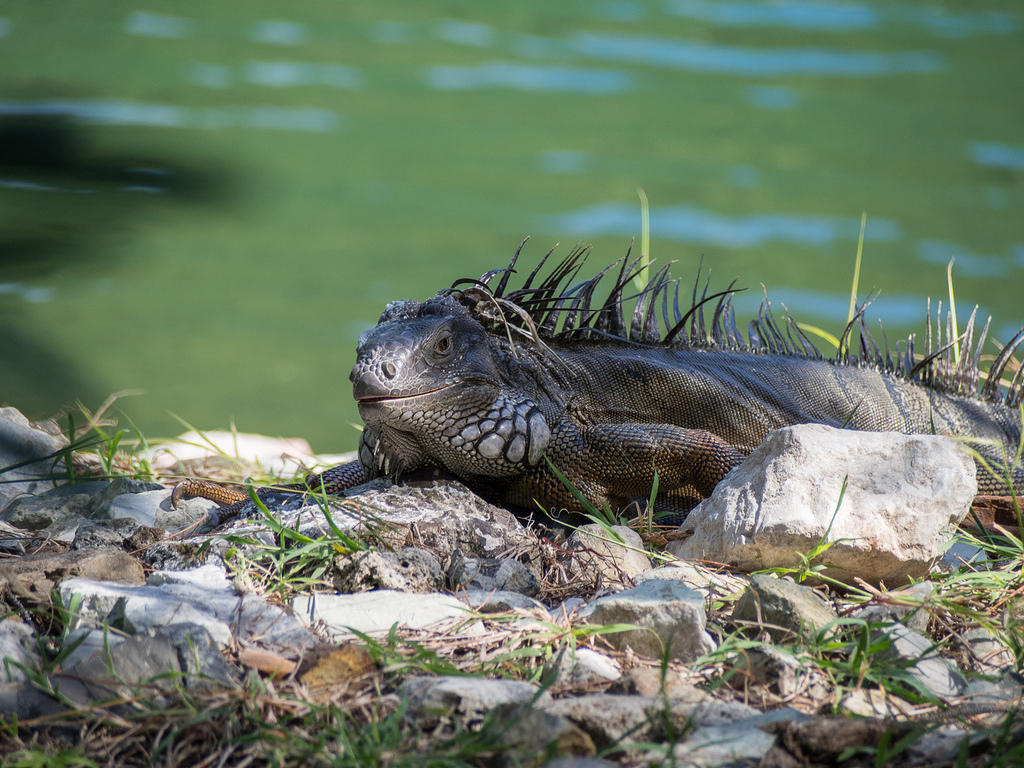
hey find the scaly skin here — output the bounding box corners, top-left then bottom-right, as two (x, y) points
(174, 250), (1024, 520)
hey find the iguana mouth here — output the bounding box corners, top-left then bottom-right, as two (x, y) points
(356, 383), (457, 405)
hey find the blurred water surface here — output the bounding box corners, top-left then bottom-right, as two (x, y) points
(1, 1), (1021, 449)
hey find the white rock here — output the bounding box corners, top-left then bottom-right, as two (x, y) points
(555, 647), (622, 685)
(0, 407), (67, 511)
(578, 579), (715, 661)
(147, 563), (231, 590)
(634, 563), (747, 603)
(0, 620), (37, 683)
(566, 524), (651, 586)
(59, 572), (312, 651)
(105, 490), (162, 527)
(399, 675), (549, 727)
(674, 718), (780, 767)
(670, 425), (977, 587)
(292, 589), (478, 638)
(876, 624), (967, 701)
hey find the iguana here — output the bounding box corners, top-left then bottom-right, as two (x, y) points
(174, 243), (1024, 520)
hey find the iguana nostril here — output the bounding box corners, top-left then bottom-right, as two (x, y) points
(383, 362), (397, 379)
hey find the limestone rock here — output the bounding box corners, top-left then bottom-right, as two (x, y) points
(850, 581), (934, 633)
(553, 647), (622, 686)
(1, 547), (145, 601)
(60, 564), (313, 653)
(457, 589), (547, 614)
(578, 579), (715, 661)
(1, 482), (109, 541)
(670, 425), (976, 587)
(732, 574), (837, 640)
(447, 550), (539, 595)
(565, 524), (651, 587)
(0, 407), (69, 511)
(399, 675), (551, 730)
(293, 589), (477, 638)
(332, 547), (444, 593)
(961, 627), (1015, 676)
(0, 620), (37, 683)
(875, 623), (967, 701)
(634, 562), (747, 604)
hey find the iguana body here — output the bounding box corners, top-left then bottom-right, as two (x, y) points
(175, 245), (1024, 518)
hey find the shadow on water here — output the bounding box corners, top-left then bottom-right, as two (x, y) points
(0, 114), (235, 417)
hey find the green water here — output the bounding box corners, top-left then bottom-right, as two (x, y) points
(1, 1), (1022, 451)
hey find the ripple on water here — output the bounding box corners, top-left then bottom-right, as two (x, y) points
(249, 20), (310, 46)
(0, 100), (341, 133)
(244, 61), (363, 89)
(970, 142), (1024, 172)
(435, 19), (496, 48)
(732, 287), (944, 329)
(543, 202), (900, 248)
(124, 11), (192, 39)
(665, 0), (878, 31)
(0, 283), (54, 303)
(424, 62), (632, 93)
(567, 32), (945, 77)
(664, 1), (1018, 37)
(917, 240), (1009, 278)
(539, 150), (590, 174)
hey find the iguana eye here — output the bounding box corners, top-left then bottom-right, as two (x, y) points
(434, 333), (452, 355)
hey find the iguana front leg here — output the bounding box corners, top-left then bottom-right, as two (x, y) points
(505, 421), (745, 514)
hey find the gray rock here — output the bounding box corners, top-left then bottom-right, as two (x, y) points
(293, 589), (477, 639)
(71, 518), (140, 550)
(875, 623), (967, 701)
(850, 581), (934, 633)
(670, 425), (976, 587)
(223, 479), (537, 566)
(673, 711), (802, 767)
(59, 624), (239, 706)
(542, 694), (662, 748)
(578, 579), (716, 661)
(447, 550), (539, 595)
(0, 620), (37, 683)
(543, 690), (763, 750)
(634, 563), (747, 604)
(0, 407), (69, 510)
(344, 480), (536, 560)
(494, 705), (596, 764)
(88, 477), (165, 518)
(399, 675), (550, 731)
(60, 564), (313, 653)
(939, 536), (988, 571)
(1, 482), (109, 541)
(141, 541), (219, 571)
(565, 524), (651, 587)
(0, 520), (26, 554)
(1, 547), (145, 601)
(333, 547), (444, 593)
(458, 589), (547, 613)
(961, 627), (1015, 676)
(553, 647), (622, 686)
(103, 489), (218, 533)
(732, 574), (837, 640)
(549, 597), (587, 621)
(727, 645), (830, 705)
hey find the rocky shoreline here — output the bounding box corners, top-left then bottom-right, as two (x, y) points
(1, 405), (1022, 766)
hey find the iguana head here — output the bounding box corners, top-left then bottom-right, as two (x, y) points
(349, 294), (554, 480)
